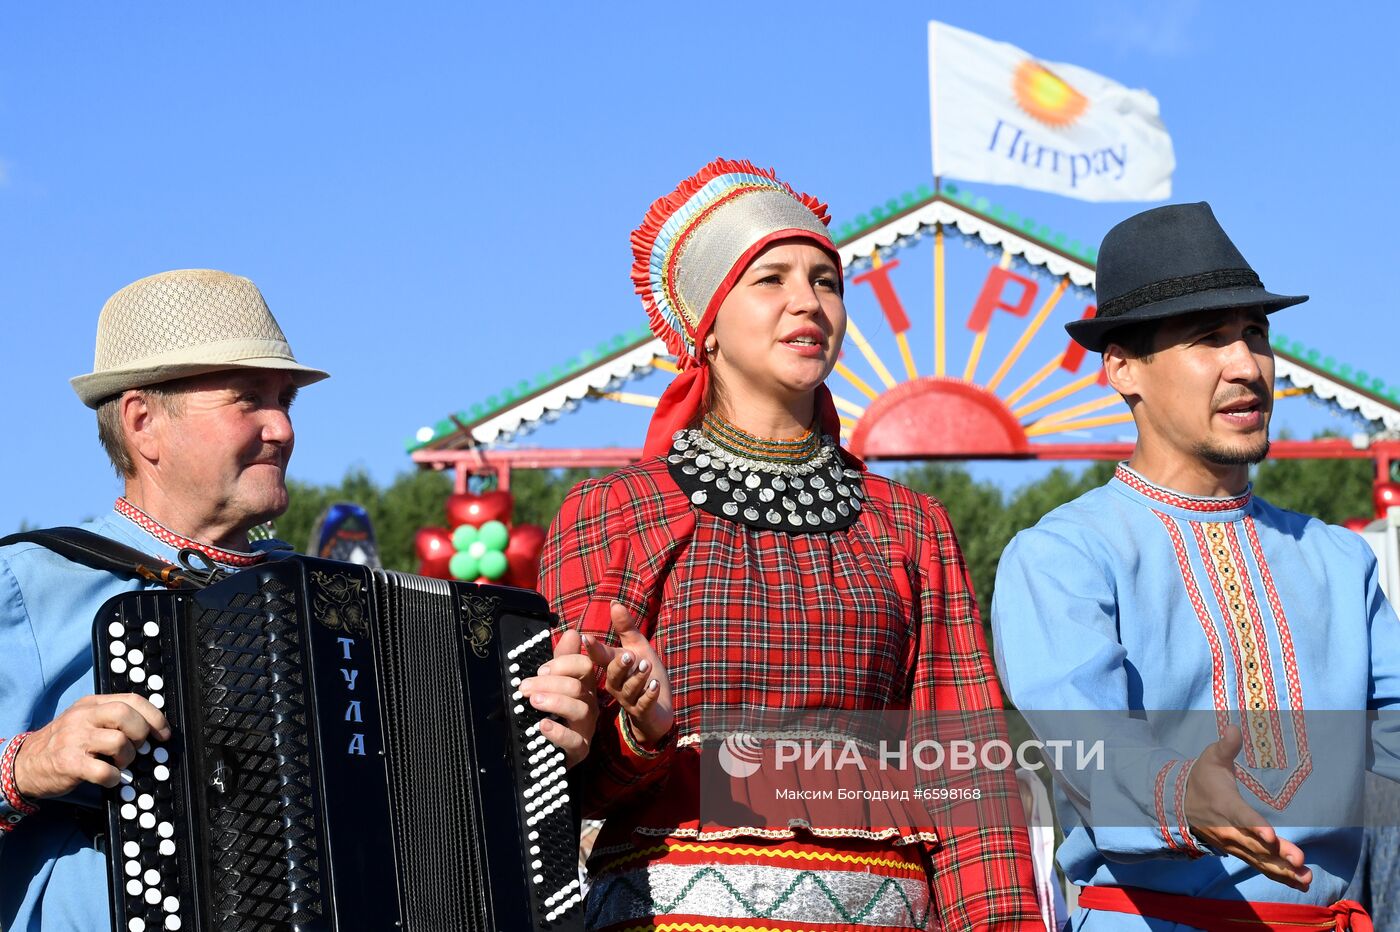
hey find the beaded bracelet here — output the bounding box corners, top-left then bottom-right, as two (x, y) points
(1, 732), (39, 831)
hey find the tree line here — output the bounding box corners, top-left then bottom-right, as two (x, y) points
(274, 445), (1375, 622)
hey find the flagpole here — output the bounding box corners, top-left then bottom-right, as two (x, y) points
(928, 20), (941, 181)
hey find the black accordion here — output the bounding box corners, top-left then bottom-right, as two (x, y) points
(91, 556), (585, 932)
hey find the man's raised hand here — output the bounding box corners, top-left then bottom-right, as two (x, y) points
(13, 694), (170, 799)
(1186, 725), (1312, 891)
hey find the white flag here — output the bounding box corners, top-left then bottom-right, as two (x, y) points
(929, 21), (1174, 202)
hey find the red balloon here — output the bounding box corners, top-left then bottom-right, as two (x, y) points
(414, 527), (454, 561)
(1375, 482), (1400, 518)
(446, 490), (514, 529)
(1342, 517), (1371, 533)
(503, 557), (541, 591)
(417, 553), (454, 579)
(506, 523), (546, 559)
(500, 523), (546, 591)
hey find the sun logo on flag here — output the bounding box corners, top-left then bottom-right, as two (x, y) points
(1013, 60), (1088, 127)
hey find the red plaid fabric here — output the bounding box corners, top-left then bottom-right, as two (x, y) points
(540, 456), (1041, 932)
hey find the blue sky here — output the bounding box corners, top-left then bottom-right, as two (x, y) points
(2, 2), (1396, 533)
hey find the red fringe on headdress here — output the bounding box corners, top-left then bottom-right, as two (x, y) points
(629, 158), (832, 366)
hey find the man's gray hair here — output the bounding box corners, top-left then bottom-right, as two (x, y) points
(95, 385), (184, 478)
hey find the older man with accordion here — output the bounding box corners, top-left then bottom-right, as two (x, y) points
(0, 270), (598, 931)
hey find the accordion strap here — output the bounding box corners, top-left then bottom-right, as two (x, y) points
(0, 527), (221, 589)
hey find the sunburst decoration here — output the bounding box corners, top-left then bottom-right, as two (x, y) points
(1013, 60), (1088, 128)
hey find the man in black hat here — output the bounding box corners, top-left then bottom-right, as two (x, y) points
(990, 203), (1399, 929)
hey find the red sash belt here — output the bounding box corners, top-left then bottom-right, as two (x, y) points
(1079, 885), (1372, 932)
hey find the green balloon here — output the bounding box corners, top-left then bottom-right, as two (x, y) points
(449, 552), (479, 580)
(452, 524), (479, 550)
(467, 540), (488, 560)
(478, 520), (510, 551)
(479, 550), (508, 580)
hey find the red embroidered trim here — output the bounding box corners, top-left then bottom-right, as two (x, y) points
(1191, 522), (1256, 764)
(1224, 522), (1288, 766)
(1232, 517), (1312, 811)
(114, 498), (264, 567)
(1173, 759), (1203, 857)
(1154, 512), (1231, 735)
(1116, 465), (1251, 513)
(1, 732), (38, 829)
(1154, 760), (1179, 851)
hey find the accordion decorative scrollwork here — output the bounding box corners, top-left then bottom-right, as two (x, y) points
(462, 593), (501, 658)
(309, 570), (370, 638)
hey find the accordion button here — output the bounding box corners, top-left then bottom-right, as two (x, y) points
(109, 622), (126, 638)
(144, 622), (160, 638)
(153, 748), (169, 764)
(533, 874), (544, 884)
(129, 918), (146, 932)
(145, 888), (161, 906)
(130, 667), (146, 684)
(531, 859), (542, 869)
(157, 822), (174, 838)
(149, 694), (165, 710)
(148, 675), (164, 691)
(121, 804), (138, 820)
(124, 841), (140, 858)
(111, 658), (128, 674)
(129, 649), (145, 665)
(138, 794), (154, 811)
(138, 741), (151, 755)
(120, 769), (134, 784)
(121, 786), (136, 803)
(163, 896), (179, 913)
(159, 840), (175, 857)
(139, 813), (156, 829)
(166, 918), (182, 931)
(530, 845), (540, 855)
(126, 879), (142, 897)
(110, 641), (126, 656)
(153, 765), (170, 782)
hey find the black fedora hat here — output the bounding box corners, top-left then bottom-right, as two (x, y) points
(1065, 202), (1307, 352)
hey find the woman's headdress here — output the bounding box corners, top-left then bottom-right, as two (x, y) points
(630, 159), (843, 454)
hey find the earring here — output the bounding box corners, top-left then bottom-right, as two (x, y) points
(704, 339), (718, 356)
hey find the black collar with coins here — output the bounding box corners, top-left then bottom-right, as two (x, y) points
(664, 416), (864, 534)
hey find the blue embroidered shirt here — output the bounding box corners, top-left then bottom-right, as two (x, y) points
(992, 465), (1400, 922)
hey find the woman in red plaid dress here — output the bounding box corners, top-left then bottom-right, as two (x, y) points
(536, 159), (1041, 932)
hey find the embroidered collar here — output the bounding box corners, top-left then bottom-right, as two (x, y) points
(114, 498), (267, 568)
(1113, 464), (1252, 514)
(665, 416), (863, 534)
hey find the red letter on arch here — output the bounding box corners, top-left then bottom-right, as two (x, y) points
(966, 267), (1037, 333)
(1061, 304), (1109, 385)
(851, 260), (911, 335)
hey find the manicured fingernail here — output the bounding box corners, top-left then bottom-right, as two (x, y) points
(621, 651), (633, 666)
(647, 679), (659, 692)
(637, 659), (650, 674)
(538, 664), (551, 676)
(580, 634), (589, 646)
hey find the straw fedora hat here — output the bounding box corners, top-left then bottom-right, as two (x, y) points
(71, 269), (329, 408)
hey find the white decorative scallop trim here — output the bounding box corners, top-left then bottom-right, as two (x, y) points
(836, 200), (1097, 288)
(1276, 357), (1400, 431)
(467, 338), (667, 446)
